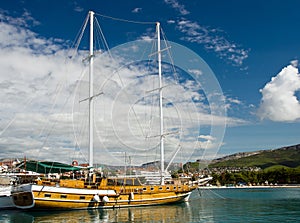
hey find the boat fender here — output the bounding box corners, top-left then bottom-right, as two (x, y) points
(130, 192), (134, 200)
(102, 196), (109, 203)
(93, 194), (100, 202)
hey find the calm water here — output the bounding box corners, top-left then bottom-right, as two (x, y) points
(1, 187), (300, 222)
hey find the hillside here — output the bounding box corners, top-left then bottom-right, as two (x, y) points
(209, 144), (300, 169)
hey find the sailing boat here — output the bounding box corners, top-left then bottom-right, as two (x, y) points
(11, 11), (204, 210)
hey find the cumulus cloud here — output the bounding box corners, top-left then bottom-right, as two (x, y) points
(164, 0), (249, 67)
(257, 63), (300, 122)
(0, 11), (84, 162)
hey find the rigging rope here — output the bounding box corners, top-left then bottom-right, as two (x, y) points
(160, 28), (179, 83)
(94, 12), (156, 25)
(69, 13), (89, 59)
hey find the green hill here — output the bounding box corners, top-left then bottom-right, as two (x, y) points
(209, 144), (300, 170)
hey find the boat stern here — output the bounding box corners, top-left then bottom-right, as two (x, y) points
(11, 184), (35, 209)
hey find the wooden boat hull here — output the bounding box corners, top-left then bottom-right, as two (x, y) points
(12, 183), (194, 210)
(11, 184), (35, 209)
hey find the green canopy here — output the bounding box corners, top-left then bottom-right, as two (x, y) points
(17, 160), (83, 174)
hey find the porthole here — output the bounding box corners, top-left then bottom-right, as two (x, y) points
(44, 194), (51, 198)
(60, 195), (67, 199)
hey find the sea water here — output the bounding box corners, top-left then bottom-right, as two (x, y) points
(1, 187), (300, 222)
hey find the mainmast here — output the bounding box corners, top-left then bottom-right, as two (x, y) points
(157, 22), (165, 185)
(88, 11), (94, 167)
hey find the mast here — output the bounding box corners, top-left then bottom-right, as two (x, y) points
(157, 22), (165, 185)
(89, 11), (94, 167)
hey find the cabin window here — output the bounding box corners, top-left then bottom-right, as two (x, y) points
(173, 186), (176, 190)
(60, 195), (67, 199)
(79, 196), (85, 200)
(159, 187), (163, 190)
(44, 194), (51, 198)
(150, 187), (154, 191)
(107, 179), (115, 186)
(143, 187), (147, 191)
(166, 187), (170, 190)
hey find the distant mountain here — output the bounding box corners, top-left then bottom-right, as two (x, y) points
(209, 144), (300, 169)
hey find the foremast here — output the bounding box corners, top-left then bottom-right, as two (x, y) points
(156, 22), (165, 185)
(88, 11), (94, 168)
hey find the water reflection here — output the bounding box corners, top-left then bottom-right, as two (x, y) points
(0, 210), (34, 223)
(5, 203), (191, 223)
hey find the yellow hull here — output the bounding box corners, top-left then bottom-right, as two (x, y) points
(33, 192), (191, 209)
(13, 180), (196, 210)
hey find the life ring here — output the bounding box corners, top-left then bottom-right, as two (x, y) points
(71, 160), (78, 166)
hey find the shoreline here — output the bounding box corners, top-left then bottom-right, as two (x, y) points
(198, 184), (300, 189)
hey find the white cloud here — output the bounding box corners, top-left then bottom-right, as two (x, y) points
(176, 18), (249, 67)
(164, 0), (190, 15)
(0, 9), (40, 28)
(257, 63), (300, 122)
(164, 1), (249, 67)
(0, 12), (84, 162)
(167, 20), (176, 24)
(198, 135), (215, 141)
(188, 69), (202, 76)
(227, 97), (242, 105)
(72, 2), (84, 12)
(194, 134), (226, 160)
(132, 8), (142, 13)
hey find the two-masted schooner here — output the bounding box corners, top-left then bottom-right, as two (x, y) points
(11, 11), (205, 210)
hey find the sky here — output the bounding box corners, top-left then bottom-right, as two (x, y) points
(0, 0), (300, 167)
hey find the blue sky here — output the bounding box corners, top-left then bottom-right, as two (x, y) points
(0, 0), (299, 165)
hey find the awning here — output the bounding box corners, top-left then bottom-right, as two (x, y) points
(16, 160), (84, 174)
